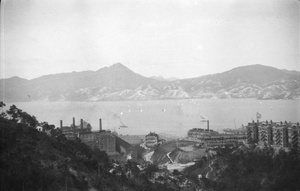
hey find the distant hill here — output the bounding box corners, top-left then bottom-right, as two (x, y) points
(178, 64), (300, 99)
(1, 63), (299, 101)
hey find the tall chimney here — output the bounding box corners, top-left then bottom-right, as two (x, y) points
(207, 120), (209, 131)
(99, 118), (102, 132)
(81, 119), (83, 130)
(60, 120), (63, 128)
(73, 117), (76, 136)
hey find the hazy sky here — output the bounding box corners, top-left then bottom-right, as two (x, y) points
(1, 0), (299, 80)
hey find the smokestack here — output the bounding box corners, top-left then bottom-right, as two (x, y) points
(81, 119), (83, 130)
(99, 118), (102, 132)
(207, 120), (209, 131)
(60, 120), (63, 128)
(73, 117), (76, 135)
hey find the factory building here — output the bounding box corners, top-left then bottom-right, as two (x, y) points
(61, 118), (117, 155)
(187, 120), (219, 139)
(201, 134), (246, 148)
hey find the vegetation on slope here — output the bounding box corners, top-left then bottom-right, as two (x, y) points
(0, 103), (179, 190)
(184, 145), (300, 191)
(0, 102), (203, 191)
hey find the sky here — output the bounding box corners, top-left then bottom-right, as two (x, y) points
(1, 0), (299, 80)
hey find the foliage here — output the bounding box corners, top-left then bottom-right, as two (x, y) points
(6, 104), (38, 128)
(0, 103), (186, 191)
(202, 146), (300, 191)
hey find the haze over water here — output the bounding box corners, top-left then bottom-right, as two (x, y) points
(4, 99), (299, 137)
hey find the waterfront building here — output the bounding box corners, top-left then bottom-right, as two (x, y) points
(201, 134), (246, 148)
(187, 128), (219, 139)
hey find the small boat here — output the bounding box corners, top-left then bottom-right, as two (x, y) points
(119, 125), (128, 128)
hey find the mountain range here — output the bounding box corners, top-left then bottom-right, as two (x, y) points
(1, 63), (299, 102)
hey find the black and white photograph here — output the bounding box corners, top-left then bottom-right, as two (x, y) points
(1, 0), (299, 190)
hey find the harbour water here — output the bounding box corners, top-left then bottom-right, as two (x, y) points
(4, 99), (299, 137)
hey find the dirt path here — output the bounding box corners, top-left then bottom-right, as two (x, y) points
(205, 159), (215, 178)
(166, 152), (174, 163)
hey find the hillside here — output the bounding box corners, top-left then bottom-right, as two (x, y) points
(0, 103), (183, 191)
(1, 64), (299, 101)
(178, 64), (300, 99)
(183, 145), (300, 191)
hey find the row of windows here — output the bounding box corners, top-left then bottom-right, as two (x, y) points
(203, 137), (245, 141)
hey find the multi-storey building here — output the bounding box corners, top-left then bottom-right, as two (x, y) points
(187, 128), (219, 139)
(246, 121), (259, 144)
(246, 120), (300, 150)
(272, 124), (288, 148)
(145, 132), (159, 147)
(201, 134), (246, 148)
(258, 122), (273, 145)
(288, 124), (299, 149)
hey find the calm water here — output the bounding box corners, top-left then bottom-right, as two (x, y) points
(4, 99), (299, 137)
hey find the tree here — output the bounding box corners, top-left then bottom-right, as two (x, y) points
(6, 105), (38, 128)
(0, 101), (6, 118)
(143, 163), (159, 178)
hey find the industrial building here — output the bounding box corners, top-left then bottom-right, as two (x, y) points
(116, 135), (143, 145)
(187, 120), (246, 148)
(187, 120), (219, 139)
(61, 118), (117, 155)
(201, 134), (246, 148)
